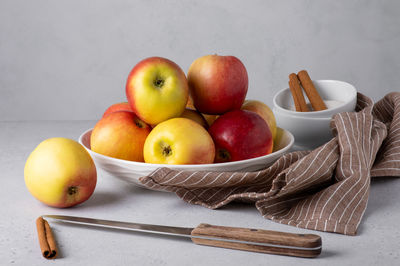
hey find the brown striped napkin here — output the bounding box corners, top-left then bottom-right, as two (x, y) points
(139, 92), (400, 235)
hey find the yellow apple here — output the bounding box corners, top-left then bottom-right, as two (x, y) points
(126, 57), (189, 125)
(180, 108), (208, 128)
(24, 138), (97, 208)
(143, 118), (215, 164)
(241, 100), (277, 140)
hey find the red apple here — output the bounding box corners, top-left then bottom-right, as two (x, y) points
(241, 100), (277, 140)
(91, 111), (151, 162)
(102, 102), (132, 118)
(208, 110), (273, 163)
(187, 55), (248, 114)
(126, 57), (188, 125)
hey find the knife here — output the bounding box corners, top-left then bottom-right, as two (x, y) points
(43, 215), (322, 258)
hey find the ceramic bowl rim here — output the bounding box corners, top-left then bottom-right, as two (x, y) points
(273, 108), (333, 121)
(273, 79), (357, 116)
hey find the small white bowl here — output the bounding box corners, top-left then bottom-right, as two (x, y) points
(273, 80), (357, 118)
(78, 128), (294, 187)
(273, 109), (332, 150)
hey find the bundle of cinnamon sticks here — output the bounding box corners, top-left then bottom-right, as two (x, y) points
(288, 70), (327, 112)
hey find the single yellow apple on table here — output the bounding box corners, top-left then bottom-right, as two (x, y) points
(126, 57), (189, 125)
(91, 111), (151, 162)
(241, 100), (277, 140)
(24, 138), (97, 208)
(144, 118), (215, 164)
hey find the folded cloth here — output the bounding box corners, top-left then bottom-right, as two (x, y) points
(139, 92), (400, 235)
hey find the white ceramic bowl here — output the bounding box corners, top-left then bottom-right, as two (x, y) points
(272, 79), (357, 149)
(273, 109), (332, 150)
(78, 127), (294, 187)
(273, 80), (357, 118)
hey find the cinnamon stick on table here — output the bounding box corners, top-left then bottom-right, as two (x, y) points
(297, 70), (327, 111)
(288, 73), (309, 112)
(36, 217), (58, 259)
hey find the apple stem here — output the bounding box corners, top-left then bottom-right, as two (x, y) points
(154, 78), (164, 88)
(217, 149), (231, 162)
(162, 146), (172, 157)
(134, 119), (144, 128)
(67, 186), (78, 195)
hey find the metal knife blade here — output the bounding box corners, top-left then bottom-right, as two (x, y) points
(43, 215), (194, 238)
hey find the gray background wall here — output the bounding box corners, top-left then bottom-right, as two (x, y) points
(0, 0), (399, 121)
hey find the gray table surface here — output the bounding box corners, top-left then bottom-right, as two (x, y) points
(1, 121), (399, 266)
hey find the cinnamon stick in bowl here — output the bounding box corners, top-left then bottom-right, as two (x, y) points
(297, 70), (327, 111)
(288, 73), (309, 112)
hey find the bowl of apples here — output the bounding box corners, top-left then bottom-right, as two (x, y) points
(79, 127), (293, 186)
(79, 55), (294, 187)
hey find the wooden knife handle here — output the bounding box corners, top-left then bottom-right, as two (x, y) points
(191, 223), (322, 258)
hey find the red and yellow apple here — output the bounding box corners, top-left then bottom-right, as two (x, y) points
(186, 94), (195, 110)
(203, 114), (218, 127)
(102, 102), (132, 118)
(91, 111), (151, 161)
(126, 57), (189, 125)
(180, 108), (208, 128)
(241, 100), (277, 140)
(143, 118), (215, 164)
(24, 137), (97, 208)
(208, 110), (273, 163)
(186, 95), (218, 127)
(187, 55), (248, 114)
